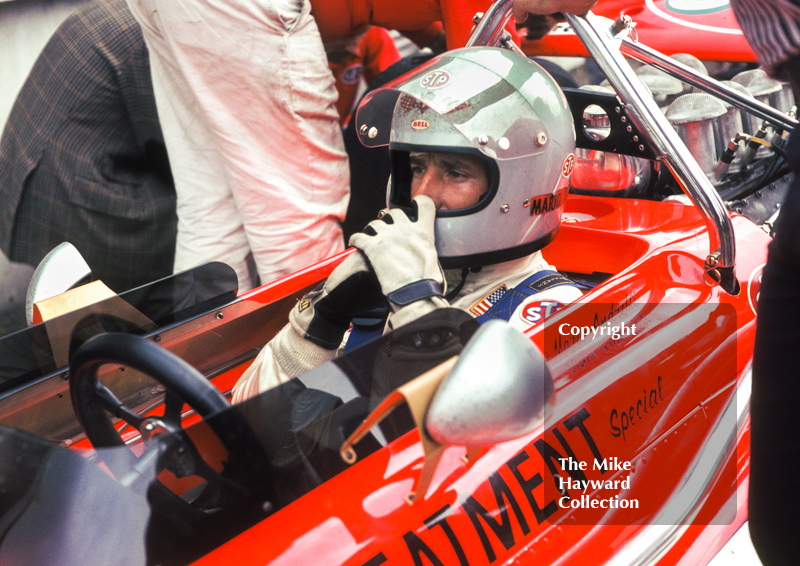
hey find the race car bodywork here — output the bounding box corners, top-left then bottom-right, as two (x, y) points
(0, 1), (790, 565)
(523, 0), (758, 63)
(188, 203), (766, 566)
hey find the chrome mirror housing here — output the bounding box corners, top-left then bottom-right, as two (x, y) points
(425, 320), (553, 447)
(25, 242), (92, 325)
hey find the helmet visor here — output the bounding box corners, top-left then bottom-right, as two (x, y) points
(355, 48), (567, 161)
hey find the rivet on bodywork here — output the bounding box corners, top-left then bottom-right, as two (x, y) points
(478, 134), (489, 145)
(523, 199), (531, 207)
(501, 203), (510, 213)
(498, 137), (510, 150)
(535, 132), (547, 146)
(368, 127), (378, 139)
(359, 125), (368, 135)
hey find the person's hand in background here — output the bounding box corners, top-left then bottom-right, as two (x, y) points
(513, 0), (598, 24)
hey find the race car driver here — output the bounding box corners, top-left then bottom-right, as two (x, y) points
(232, 47), (582, 402)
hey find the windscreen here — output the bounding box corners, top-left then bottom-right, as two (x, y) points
(0, 309), (477, 565)
(0, 262), (238, 395)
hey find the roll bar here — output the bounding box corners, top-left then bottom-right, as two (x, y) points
(620, 37), (797, 133)
(467, 0), (741, 294)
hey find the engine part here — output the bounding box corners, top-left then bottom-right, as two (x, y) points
(665, 93), (727, 177)
(731, 69), (790, 132)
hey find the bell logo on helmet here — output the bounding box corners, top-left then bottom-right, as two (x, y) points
(411, 119), (431, 130)
(562, 153), (575, 178)
(420, 70), (451, 89)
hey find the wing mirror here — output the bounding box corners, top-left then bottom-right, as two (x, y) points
(25, 242), (92, 325)
(341, 319), (554, 504)
(425, 319), (553, 446)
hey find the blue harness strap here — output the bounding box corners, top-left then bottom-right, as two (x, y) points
(475, 270), (575, 324)
(345, 270), (577, 351)
(344, 306), (388, 353)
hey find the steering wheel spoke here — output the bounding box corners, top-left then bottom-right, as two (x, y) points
(94, 382), (147, 430)
(162, 391), (185, 427)
(69, 333), (276, 516)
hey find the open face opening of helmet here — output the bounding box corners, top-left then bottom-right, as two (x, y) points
(409, 152), (489, 211)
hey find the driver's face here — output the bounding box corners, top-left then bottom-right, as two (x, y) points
(409, 152), (489, 211)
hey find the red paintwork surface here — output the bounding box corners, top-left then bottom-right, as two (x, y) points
(240, 250), (354, 304)
(189, 195), (767, 565)
(522, 0), (758, 63)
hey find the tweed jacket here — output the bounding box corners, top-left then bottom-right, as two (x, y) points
(0, 0), (176, 293)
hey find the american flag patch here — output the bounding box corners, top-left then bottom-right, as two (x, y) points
(470, 284), (508, 316)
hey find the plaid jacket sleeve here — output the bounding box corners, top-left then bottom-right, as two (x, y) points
(0, 0), (176, 292)
(730, 0), (800, 77)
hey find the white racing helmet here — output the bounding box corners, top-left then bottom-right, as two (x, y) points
(355, 47), (576, 269)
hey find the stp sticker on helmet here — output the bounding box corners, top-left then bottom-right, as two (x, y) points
(562, 153), (575, 178)
(411, 119), (430, 130)
(420, 70), (451, 89)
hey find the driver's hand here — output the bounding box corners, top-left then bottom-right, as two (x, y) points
(289, 252), (384, 349)
(513, 0), (598, 23)
(349, 196), (449, 329)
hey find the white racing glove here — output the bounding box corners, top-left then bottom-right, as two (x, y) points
(289, 252), (385, 349)
(349, 196), (449, 329)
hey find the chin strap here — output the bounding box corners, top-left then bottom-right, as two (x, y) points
(444, 268), (469, 302)
(444, 266), (483, 302)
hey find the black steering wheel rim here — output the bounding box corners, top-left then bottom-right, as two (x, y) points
(69, 332), (279, 563)
(70, 332), (229, 448)
(69, 333), (275, 497)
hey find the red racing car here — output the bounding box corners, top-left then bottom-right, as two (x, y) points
(0, 1), (791, 565)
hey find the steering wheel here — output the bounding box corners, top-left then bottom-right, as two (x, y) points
(69, 333), (274, 508)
